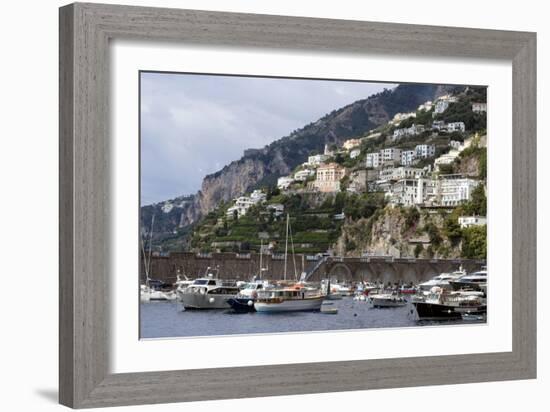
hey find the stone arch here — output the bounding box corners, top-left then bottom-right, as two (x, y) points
(328, 263), (353, 282)
(354, 266), (373, 282)
(397, 264), (421, 285)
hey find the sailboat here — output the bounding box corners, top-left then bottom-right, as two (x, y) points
(140, 214), (176, 302)
(227, 239), (270, 312)
(254, 214), (325, 313)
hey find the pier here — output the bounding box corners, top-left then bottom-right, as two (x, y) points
(142, 252), (485, 285)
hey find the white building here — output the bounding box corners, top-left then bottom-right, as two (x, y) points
(433, 95), (458, 115)
(266, 203), (285, 217)
(379, 166), (425, 182)
(415, 144), (436, 159)
(418, 101), (433, 111)
(432, 120), (446, 130)
(434, 137), (476, 171)
(434, 149), (460, 171)
(401, 150), (417, 166)
(449, 140), (462, 150)
(392, 128), (408, 140)
(447, 121), (466, 133)
(434, 100), (450, 114)
(307, 154), (329, 166)
(380, 147), (403, 164)
(437, 175), (481, 206)
(226, 190), (266, 218)
(249, 189), (267, 203)
(392, 124), (425, 141)
(350, 148), (361, 159)
(472, 102), (487, 113)
(458, 216), (487, 228)
(388, 178), (436, 207)
(277, 176), (294, 190)
(390, 111), (416, 125)
(324, 144), (335, 156)
(366, 152), (381, 168)
(293, 169), (315, 182)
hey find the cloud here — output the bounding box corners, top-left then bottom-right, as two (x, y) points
(140, 73), (395, 204)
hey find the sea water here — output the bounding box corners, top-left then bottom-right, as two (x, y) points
(140, 297), (483, 338)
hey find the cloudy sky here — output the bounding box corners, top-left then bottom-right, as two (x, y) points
(140, 72), (395, 205)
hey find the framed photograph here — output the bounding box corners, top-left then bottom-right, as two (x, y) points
(59, 2), (536, 408)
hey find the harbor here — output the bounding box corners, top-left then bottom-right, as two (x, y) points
(140, 265), (487, 338)
(138, 81), (489, 339)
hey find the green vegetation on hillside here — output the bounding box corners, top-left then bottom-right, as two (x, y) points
(189, 191), (387, 254)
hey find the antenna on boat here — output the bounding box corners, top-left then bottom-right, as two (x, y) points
(284, 213), (289, 281)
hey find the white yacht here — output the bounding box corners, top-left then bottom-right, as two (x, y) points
(449, 270), (487, 292)
(140, 284), (177, 301)
(417, 270), (466, 292)
(179, 276), (240, 309)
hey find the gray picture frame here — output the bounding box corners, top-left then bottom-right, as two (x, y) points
(59, 2), (536, 409)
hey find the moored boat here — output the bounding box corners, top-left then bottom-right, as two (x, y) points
(254, 283), (324, 313)
(180, 276), (240, 309)
(227, 280), (269, 313)
(417, 269), (466, 292)
(449, 270), (487, 292)
(369, 293), (407, 308)
(320, 301), (338, 314)
(413, 287), (486, 320)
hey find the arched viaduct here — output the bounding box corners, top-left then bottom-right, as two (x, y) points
(142, 252), (485, 285)
(307, 257), (485, 284)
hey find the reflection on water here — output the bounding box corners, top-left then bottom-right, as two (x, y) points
(140, 297), (485, 339)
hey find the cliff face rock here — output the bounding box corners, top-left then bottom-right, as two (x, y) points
(142, 84), (457, 248)
(197, 157), (271, 214)
(335, 207), (462, 259)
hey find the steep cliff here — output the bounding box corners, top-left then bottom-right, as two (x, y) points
(335, 207), (463, 259)
(142, 83), (457, 247)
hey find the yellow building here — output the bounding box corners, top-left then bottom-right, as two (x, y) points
(313, 163), (346, 192)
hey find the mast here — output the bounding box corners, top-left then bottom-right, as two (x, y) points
(284, 213), (289, 281)
(140, 236), (149, 285)
(289, 218), (298, 280)
(259, 238), (263, 279)
(147, 214), (155, 283)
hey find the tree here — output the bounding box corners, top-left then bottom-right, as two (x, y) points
(478, 149), (487, 179)
(438, 163), (454, 175)
(464, 185), (487, 216)
(424, 222), (442, 246)
(443, 213), (462, 244)
(403, 207), (420, 233)
(462, 225), (487, 259)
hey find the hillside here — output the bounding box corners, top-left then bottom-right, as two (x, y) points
(190, 190), (387, 254)
(142, 83), (457, 248)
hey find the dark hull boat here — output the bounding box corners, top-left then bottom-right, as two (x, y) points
(227, 297), (256, 313)
(413, 301), (462, 320)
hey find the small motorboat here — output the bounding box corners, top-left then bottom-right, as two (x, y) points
(227, 280), (269, 313)
(320, 301), (338, 314)
(369, 293), (407, 308)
